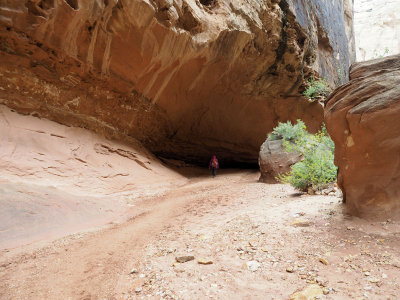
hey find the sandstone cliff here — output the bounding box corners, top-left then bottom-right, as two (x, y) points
(354, 0), (400, 61)
(325, 54), (400, 217)
(0, 0), (355, 164)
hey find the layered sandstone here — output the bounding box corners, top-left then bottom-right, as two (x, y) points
(0, 0), (355, 164)
(325, 54), (400, 216)
(354, 0), (400, 61)
(0, 104), (186, 248)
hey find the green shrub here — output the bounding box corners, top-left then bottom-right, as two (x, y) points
(276, 123), (337, 191)
(303, 77), (331, 100)
(267, 120), (306, 141)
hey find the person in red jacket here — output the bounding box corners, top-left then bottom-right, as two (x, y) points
(209, 155), (219, 178)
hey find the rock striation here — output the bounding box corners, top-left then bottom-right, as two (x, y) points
(354, 0), (400, 61)
(0, 0), (355, 164)
(325, 54), (400, 216)
(0, 104), (186, 248)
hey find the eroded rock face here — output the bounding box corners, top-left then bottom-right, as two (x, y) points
(258, 138), (300, 183)
(354, 0), (400, 61)
(0, 0), (355, 164)
(325, 54), (400, 216)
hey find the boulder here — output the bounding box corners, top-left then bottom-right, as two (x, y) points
(0, 0), (355, 164)
(325, 54), (400, 217)
(258, 139), (301, 183)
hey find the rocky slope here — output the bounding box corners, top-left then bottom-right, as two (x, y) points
(0, 0), (355, 164)
(354, 0), (400, 61)
(325, 54), (400, 217)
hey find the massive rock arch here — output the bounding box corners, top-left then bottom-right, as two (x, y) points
(0, 0), (354, 165)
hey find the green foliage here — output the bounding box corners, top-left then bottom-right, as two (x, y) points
(303, 77), (331, 101)
(267, 120), (306, 141)
(276, 123), (337, 191)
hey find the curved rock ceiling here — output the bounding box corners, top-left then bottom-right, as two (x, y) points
(0, 0), (355, 165)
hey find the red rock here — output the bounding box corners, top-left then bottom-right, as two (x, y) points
(258, 139), (301, 183)
(0, 0), (354, 164)
(325, 54), (400, 217)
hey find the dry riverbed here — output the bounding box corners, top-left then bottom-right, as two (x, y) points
(2, 170), (400, 299)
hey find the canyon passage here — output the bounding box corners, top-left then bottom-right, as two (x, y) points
(1, 0), (400, 299)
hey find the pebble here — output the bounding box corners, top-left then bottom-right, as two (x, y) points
(290, 284), (323, 300)
(286, 267), (295, 273)
(290, 218), (311, 227)
(175, 256), (195, 263)
(198, 258), (213, 265)
(368, 277), (380, 283)
(246, 261), (260, 272)
(319, 257), (329, 265)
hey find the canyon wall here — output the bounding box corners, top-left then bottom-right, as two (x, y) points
(325, 54), (400, 217)
(354, 0), (400, 61)
(0, 0), (355, 164)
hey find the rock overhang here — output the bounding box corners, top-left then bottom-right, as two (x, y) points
(0, 0), (355, 165)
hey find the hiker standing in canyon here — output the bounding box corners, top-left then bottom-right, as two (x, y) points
(209, 155), (219, 178)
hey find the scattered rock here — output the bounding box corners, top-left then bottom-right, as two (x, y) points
(135, 287), (142, 293)
(290, 284), (324, 300)
(198, 259), (213, 265)
(307, 187), (316, 195)
(368, 277), (380, 283)
(129, 268), (138, 274)
(322, 287), (330, 295)
(318, 257), (329, 265)
(246, 261), (260, 272)
(286, 267), (295, 273)
(291, 218), (311, 227)
(175, 256), (194, 263)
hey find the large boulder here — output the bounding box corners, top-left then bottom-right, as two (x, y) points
(325, 54), (400, 217)
(0, 0), (355, 164)
(258, 138), (301, 183)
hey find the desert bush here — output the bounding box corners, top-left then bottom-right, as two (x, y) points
(268, 120), (306, 141)
(303, 77), (331, 100)
(276, 122), (337, 191)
